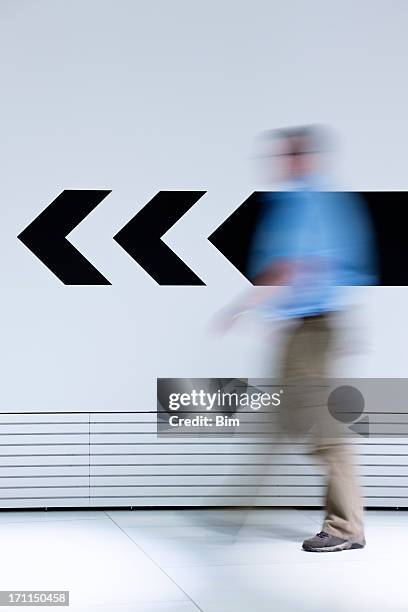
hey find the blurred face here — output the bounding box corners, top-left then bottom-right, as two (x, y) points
(261, 135), (321, 183)
(275, 136), (318, 181)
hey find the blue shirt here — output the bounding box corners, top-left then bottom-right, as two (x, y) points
(248, 183), (377, 319)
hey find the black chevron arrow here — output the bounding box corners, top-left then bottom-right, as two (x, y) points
(208, 192), (264, 283)
(18, 190), (111, 285)
(114, 191), (206, 285)
(210, 191), (402, 286)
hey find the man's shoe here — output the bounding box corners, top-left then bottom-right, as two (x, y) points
(302, 531), (366, 553)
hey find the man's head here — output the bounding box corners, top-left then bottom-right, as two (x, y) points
(259, 124), (334, 183)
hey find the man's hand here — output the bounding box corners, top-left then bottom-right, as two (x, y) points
(210, 303), (248, 335)
(210, 261), (293, 336)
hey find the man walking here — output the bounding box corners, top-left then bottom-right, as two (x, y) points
(219, 126), (376, 552)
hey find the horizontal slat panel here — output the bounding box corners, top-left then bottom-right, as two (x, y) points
(0, 435), (87, 445)
(1, 464), (405, 479)
(88, 496), (407, 508)
(0, 498), (90, 508)
(89, 496), (326, 507)
(91, 413), (161, 423)
(90, 452), (408, 465)
(90, 476), (326, 486)
(89, 463), (408, 477)
(0, 414), (88, 424)
(0, 445), (88, 456)
(0, 488), (88, 498)
(88, 486), (328, 496)
(0, 467), (88, 476)
(359, 455), (408, 465)
(0, 411), (407, 508)
(0, 456), (87, 466)
(90, 453), (319, 465)
(91, 423), (156, 433)
(0, 477), (88, 487)
(90, 442), (314, 453)
(0, 424), (88, 434)
(89, 475), (408, 487)
(91, 434), (306, 443)
(90, 443), (408, 456)
(90, 464), (322, 476)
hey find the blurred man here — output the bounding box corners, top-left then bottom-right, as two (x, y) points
(219, 126), (376, 552)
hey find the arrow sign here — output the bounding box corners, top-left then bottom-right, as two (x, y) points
(208, 192), (264, 283)
(18, 190), (111, 285)
(114, 191), (206, 285)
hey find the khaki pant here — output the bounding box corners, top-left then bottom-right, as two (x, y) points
(279, 314), (364, 542)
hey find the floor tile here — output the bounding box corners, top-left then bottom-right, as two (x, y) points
(133, 533), (368, 568)
(165, 557), (408, 612)
(0, 508), (406, 611)
(68, 601), (200, 612)
(0, 518), (187, 607)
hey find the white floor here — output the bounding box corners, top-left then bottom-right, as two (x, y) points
(0, 507), (407, 612)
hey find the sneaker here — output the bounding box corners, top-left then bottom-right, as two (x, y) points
(302, 531), (366, 553)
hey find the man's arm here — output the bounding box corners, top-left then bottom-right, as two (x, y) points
(213, 259), (296, 333)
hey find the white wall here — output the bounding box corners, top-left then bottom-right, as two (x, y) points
(2, 0), (408, 415)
